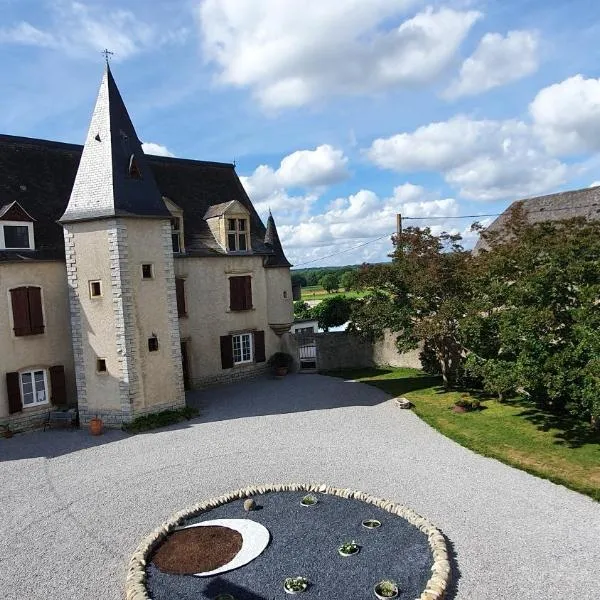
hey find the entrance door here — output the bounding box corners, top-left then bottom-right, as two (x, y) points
(181, 341), (191, 390)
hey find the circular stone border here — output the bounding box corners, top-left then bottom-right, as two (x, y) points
(125, 483), (451, 600)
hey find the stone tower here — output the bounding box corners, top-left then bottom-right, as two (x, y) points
(60, 65), (184, 426)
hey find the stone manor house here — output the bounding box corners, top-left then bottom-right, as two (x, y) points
(0, 65), (293, 431)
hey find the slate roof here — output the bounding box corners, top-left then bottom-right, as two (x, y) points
(474, 185), (600, 253)
(264, 211), (292, 268)
(61, 65), (173, 223)
(203, 201), (237, 220)
(0, 133), (291, 266)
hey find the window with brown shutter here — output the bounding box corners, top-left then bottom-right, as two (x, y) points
(220, 335), (234, 369)
(254, 330), (266, 363)
(10, 286), (45, 336)
(229, 276), (252, 311)
(6, 372), (22, 414)
(49, 365), (67, 406)
(176, 278), (187, 317)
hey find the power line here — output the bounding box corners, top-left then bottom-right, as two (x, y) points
(293, 232), (393, 267)
(404, 213), (500, 220)
(290, 202), (600, 266)
(403, 202), (599, 220)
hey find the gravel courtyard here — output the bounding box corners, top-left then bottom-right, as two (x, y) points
(1, 374), (598, 600)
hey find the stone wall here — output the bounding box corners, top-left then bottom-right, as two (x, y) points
(292, 329), (424, 372)
(373, 332), (423, 369)
(314, 332), (374, 371)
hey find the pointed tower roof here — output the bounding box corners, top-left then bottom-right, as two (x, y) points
(60, 65), (170, 223)
(263, 211), (292, 267)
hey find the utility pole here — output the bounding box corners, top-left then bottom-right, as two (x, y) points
(396, 213), (402, 236)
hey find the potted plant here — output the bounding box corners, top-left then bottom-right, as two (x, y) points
(267, 352), (294, 377)
(362, 519), (381, 529)
(284, 577), (308, 594)
(300, 493), (318, 507)
(374, 580), (399, 599)
(89, 415), (104, 436)
(453, 397), (481, 413)
(338, 540), (360, 557)
(1, 424), (13, 439)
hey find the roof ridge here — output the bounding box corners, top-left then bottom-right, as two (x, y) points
(513, 184), (600, 205)
(0, 133), (235, 169)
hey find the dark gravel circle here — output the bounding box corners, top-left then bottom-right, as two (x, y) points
(147, 491), (433, 599)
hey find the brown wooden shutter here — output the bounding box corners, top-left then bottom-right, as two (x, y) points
(27, 287), (45, 334)
(243, 276), (252, 310)
(6, 372), (22, 414)
(220, 335), (234, 369)
(49, 365), (67, 406)
(175, 278), (186, 317)
(10, 287), (31, 336)
(229, 277), (242, 311)
(254, 330), (266, 363)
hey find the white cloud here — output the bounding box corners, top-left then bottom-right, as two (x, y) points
(0, 2), (187, 60)
(142, 142), (175, 157)
(277, 145), (349, 187)
(366, 116), (567, 200)
(446, 30), (539, 99)
(589, 181), (600, 188)
(530, 75), (600, 155)
(278, 184), (468, 266)
(241, 144), (349, 205)
(279, 183), (459, 248)
(198, 1), (481, 108)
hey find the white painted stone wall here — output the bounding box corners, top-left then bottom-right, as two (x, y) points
(64, 218), (184, 426)
(0, 261), (75, 428)
(176, 256), (292, 387)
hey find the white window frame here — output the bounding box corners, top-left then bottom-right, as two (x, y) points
(227, 218), (249, 252)
(171, 216), (184, 253)
(89, 280), (102, 298)
(141, 263), (154, 280)
(19, 368), (49, 408)
(232, 332), (253, 365)
(0, 221), (35, 250)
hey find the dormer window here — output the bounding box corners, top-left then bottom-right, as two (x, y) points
(171, 217), (183, 253)
(204, 200), (251, 253)
(0, 202), (35, 250)
(3, 225), (30, 249)
(163, 197), (185, 254)
(227, 218), (249, 252)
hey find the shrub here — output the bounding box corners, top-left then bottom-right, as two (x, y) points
(267, 352), (294, 370)
(123, 406), (198, 433)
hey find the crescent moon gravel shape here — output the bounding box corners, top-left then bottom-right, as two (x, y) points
(182, 518), (271, 577)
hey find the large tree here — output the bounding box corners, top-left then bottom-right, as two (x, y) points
(312, 295), (354, 332)
(320, 272), (340, 293)
(352, 228), (472, 389)
(463, 210), (600, 425)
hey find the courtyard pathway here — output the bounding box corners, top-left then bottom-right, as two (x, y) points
(0, 374), (598, 599)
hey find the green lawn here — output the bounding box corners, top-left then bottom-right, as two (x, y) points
(323, 367), (600, 501)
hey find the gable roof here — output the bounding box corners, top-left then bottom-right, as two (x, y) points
(0, 201), (35, 221)
(0, 133), (289, 264)
(61, 65), (170, 223)
(203, 200), (246, 220)
(474, 185), (600, 253)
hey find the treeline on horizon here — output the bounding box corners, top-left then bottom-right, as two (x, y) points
(291, 263), (385, 288)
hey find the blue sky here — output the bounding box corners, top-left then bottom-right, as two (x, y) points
(2, 0), (600, 266)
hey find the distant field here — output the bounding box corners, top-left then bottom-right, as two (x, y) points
(300, 286), (368, 300)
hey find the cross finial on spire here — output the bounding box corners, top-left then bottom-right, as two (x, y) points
(101, 48), (114, 65)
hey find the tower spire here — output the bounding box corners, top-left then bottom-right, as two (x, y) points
(60, 65), (169, 223)
(264, 212), (292, 267)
